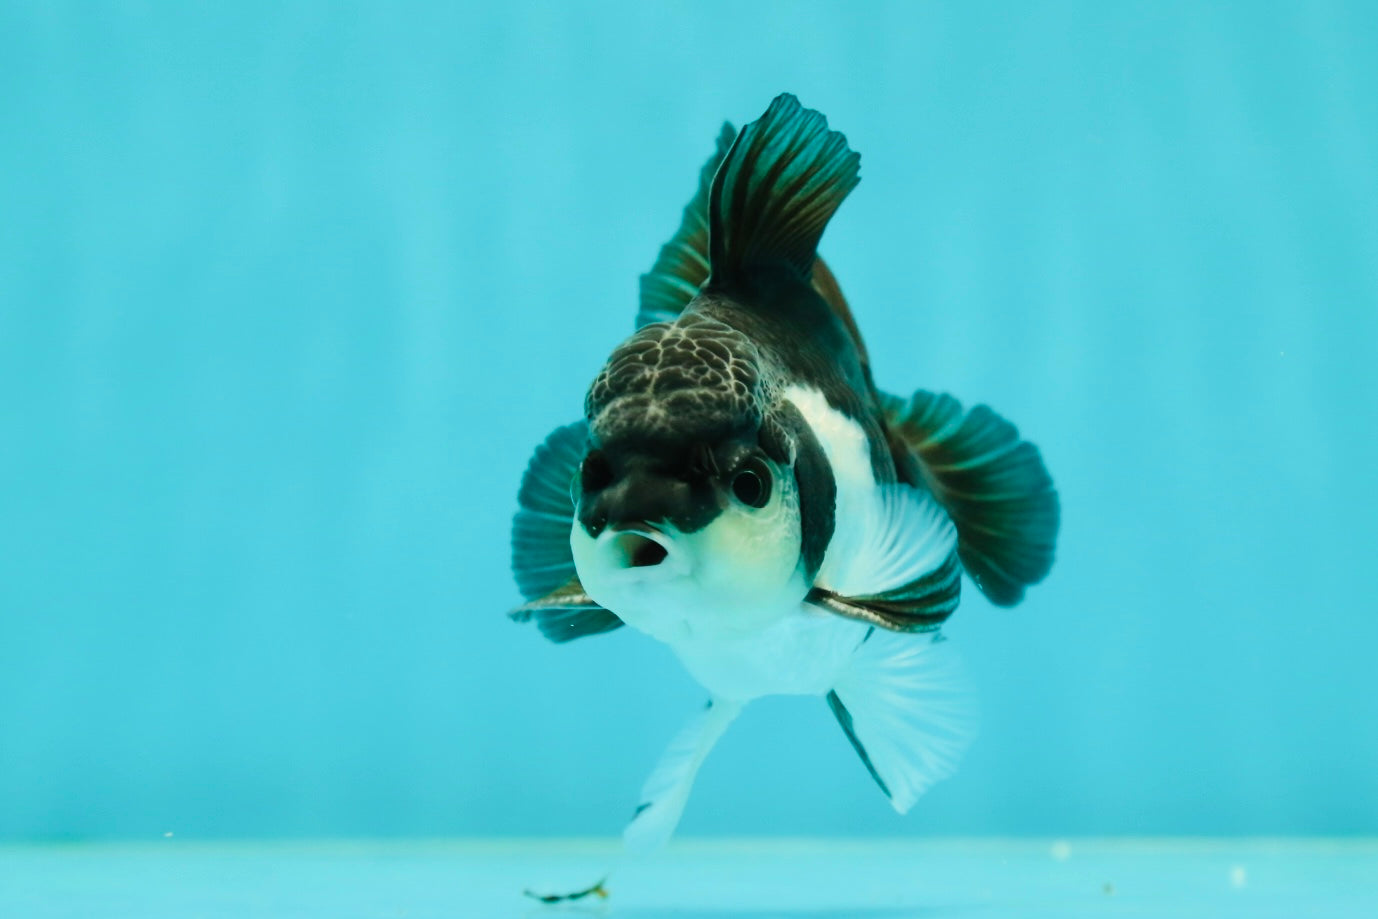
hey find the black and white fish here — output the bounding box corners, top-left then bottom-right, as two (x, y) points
(510, 94), (1058, 851)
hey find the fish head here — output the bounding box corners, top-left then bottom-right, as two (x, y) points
(569, 318), (807, 640)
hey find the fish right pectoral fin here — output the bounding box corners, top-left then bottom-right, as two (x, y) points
(508, 576), (622, 644)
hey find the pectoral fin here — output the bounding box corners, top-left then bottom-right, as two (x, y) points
(509, 576), (622, 644)
(812, 484), (961, 632)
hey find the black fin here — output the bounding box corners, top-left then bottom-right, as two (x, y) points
(882, 391), (1059, 606)
(809, 550), (961, 632)
(708, 93), (860, 281)
(826, 688), (891, 799)
(510, 576), (623, 644)
(637, 123), (737, 328)
(511, 421), (623, 641)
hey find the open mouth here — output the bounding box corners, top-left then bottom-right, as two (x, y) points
(608, 526), (672, 570)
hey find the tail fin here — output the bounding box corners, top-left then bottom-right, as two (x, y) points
(882, 391), (1060, 606)
(708, 93), (860, 282)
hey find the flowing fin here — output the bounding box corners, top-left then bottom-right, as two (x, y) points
(882, 391), (1059, 606)
(811, 484), (961, 631)
(623, 699), (742, 854)
(637, 124), (736, 328)
(829, 629), (977, 813)
(638, 112), (870, 367)
(509, 576), (622, 643)
(708, 93), (860, 281)
(510, 421), (623, 641)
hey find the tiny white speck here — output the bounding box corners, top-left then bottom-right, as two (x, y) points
(1230, 865), (1247, 888)
(1050, 840), (1071, 861)
(163, 831), (174, 838)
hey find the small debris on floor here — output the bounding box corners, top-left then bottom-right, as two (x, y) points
(523, 877), (610, 905)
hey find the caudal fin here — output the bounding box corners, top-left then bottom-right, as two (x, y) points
(708, 93), (860, 282)
(883, 391), (1060, 607)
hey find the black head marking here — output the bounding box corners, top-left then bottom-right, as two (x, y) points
(577, 316), (789, 539)
(586, 314), (767, 449)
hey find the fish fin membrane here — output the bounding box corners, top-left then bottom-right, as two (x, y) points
(810, 484), (961, 631)
(829, 630), (977, 813)
(623, 699), (742, 854)
(708, 93), (860, 281)
(637, 123), (736, 328)
(510, 421), (623, 641)
(882, 391), (1060, 606)
(638, 119), (867, 365)
(508, 576), (622, 644)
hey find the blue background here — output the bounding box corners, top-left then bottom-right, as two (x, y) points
(2, 1), (1375, 841)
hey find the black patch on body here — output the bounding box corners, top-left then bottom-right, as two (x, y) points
(698, 276), (896, 484)
(766, 400), (835, 580)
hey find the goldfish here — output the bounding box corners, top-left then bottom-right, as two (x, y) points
(511, 93), (1058, 850)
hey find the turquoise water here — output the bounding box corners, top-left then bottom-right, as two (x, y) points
(1, 2), (1376, 912)
(3, 839), (1376, 918)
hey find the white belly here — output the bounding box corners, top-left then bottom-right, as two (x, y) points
(668, 605), (872, 701)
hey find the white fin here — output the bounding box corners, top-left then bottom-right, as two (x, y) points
(830, 629), (977, 814)
(819, 484), (957, 597)
(623, 699), (743, 854)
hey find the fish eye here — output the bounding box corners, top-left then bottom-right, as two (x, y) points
(580, 451), (613, 493)
(730, 458), (772, 509)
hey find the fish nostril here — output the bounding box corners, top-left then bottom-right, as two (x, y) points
(611, 532), (669, 569)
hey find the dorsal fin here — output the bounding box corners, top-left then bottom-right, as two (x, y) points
(638, 117), (870, 368)
(708, 93), (860, 282)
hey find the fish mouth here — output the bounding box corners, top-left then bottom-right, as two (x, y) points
(607, 523), (675, 571)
